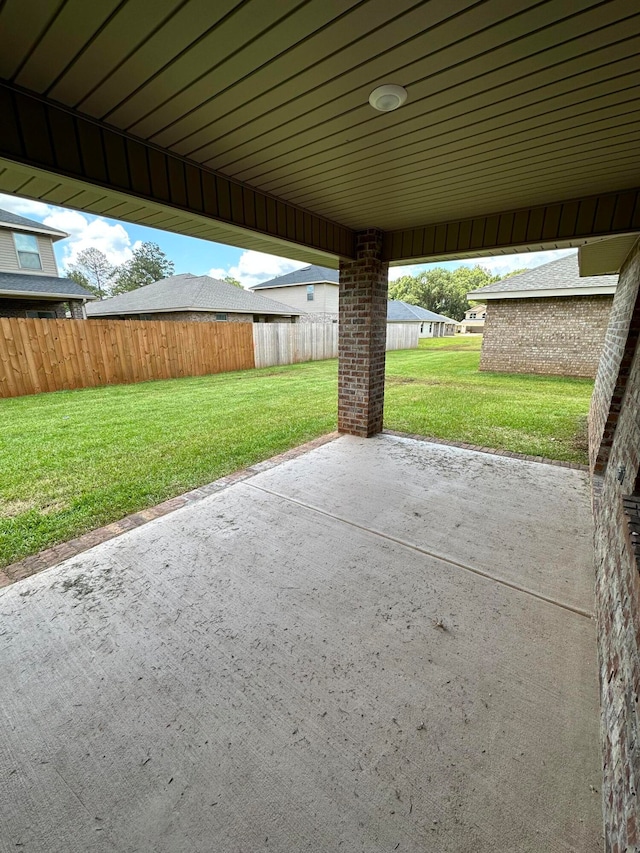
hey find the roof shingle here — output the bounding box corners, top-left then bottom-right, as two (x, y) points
(0, 207), (68, 239)
(250, 264), (338, 289)
(0, 271), (94, 298)
(468, 253), (618, 297)
(87, 274), (302, 316)
(387, 300), (457, 324)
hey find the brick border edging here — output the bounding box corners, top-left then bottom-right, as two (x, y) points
(1, 428), (588, 589)
(0, 432), (341, 589)
(383, 429), (589, 471)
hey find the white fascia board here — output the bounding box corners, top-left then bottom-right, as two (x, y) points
(250, 280), (337, 290)
(0, 221), (68, 241)
(467, 286), (617, 300)
(0, 289), (89, 299)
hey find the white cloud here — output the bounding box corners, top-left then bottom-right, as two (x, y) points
(42, 209), (137, 269)
(208, 250), (306, 289)
(0, 192), (137, 271)
(389, 249), (575, 281)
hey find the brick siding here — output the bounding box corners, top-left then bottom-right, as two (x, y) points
(111, 311), (295, 324)
(590, 242), (640, 474)
(338, 228), (388, 437)
(0, 298), (68, 318)
(298, 312), (339, 324)
(589, 237), (640, 852)
(480, 295), (613, 378)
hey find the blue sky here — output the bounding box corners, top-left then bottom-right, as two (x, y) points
(0, 192), (573, 287)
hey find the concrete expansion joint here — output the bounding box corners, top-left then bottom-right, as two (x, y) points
(247, 482), (594, 620)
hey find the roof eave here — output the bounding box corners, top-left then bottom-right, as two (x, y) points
(0, 289), (91, 299)
(0, 220), (68, 241)
(467, 286), (618, 300)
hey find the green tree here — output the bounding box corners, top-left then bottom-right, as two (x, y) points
(223, 275), (243, 288)
(67, 248), (115, 300)
(111, 242), (174, 294)
(388, 265), (498, 320)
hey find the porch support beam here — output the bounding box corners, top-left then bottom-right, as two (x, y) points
(338, 228), (388, 437)
(0, 82), (355, 263)
(384, 189), (640, 264)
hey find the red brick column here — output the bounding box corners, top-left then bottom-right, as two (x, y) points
(338, 228), (389, 436)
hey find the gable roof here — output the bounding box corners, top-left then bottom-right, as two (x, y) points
(0, 208), (68, 241)
(86, 274), (302, 317)
(387, 300), (457, 324)
(250, 264), (339, 290)
(0, 271), (94, 299)
(468, 253), (618, 300)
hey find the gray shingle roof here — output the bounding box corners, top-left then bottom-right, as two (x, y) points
(0, 271), (94, 298)
(387, 300), (457, 324)
(86, 274), (302, 317)
(250, 264), (339, 289)
(468, 252), (618, 297)
(0, 207), (68, 239)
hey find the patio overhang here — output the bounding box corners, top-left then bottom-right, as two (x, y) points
(2, 4), (640, 847)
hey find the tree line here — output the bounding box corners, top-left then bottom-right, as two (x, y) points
(389, 264), (525, 321)
(66, 244), (243, 299)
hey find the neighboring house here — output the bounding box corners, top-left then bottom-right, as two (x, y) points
(86, 273), (301, 323)
(250, 264), (339, 323)
(458, 304), (487, 334)
(0, 208), (94, 318)
(468, 253), (617, 378)
(387, 300), (458, 337)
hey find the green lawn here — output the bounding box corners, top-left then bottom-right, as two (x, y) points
(385, 336), (592, 461)
(0, 338), (593, 567)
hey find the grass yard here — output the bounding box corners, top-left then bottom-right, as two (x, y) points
(0, 336), (593, 567)
(385, 335), (593, 462)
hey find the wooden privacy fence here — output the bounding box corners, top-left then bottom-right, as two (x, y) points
(0, 318), (419, 398)
(0, 317), (255, 398)
(253, 322), (418, 368)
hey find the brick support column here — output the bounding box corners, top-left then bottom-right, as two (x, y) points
(68, 300), (85, 319)
(338, 228), (389, 436)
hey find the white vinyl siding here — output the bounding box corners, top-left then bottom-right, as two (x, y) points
(254, 283), (338, 314)
(0, 229), (59, 275)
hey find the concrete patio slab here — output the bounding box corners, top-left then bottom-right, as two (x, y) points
(0, 436), (602, 852)
(252, 434), (596, 614)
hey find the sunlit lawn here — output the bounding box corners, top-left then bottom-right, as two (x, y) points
(0, 335), (593, 566)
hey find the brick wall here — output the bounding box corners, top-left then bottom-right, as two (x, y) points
(338, 228), (388, 437)
(114, 311), (252, 323)
(589, 238), (640, 852)
(0, 298), (67, 318)
(590, 242), (640, 473)
(298, 312), (338, 324)
(480, 295), (613, 378)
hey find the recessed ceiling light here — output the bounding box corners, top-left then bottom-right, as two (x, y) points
(369, 84), (408, 112)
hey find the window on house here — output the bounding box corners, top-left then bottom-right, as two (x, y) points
(469, 313), (476, 319)
(482, 313), (486, 319)
(429, 323), (433, 333)
(14, 232), (42, 270)
(26, 309), (56, 319)
(307, 285), (315, 301)
(216, 313), (228, 321)
(420, 323), (424, 333)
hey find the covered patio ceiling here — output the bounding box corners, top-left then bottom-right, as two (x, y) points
(0, 0), (638, 268)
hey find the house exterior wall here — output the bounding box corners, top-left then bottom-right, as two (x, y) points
(254, 283), (338, 321)
(589, 238), (640, 852)
(0, 228), (59, 275)
(0, 298), (67, 318)
(479, 295), (613, 377)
